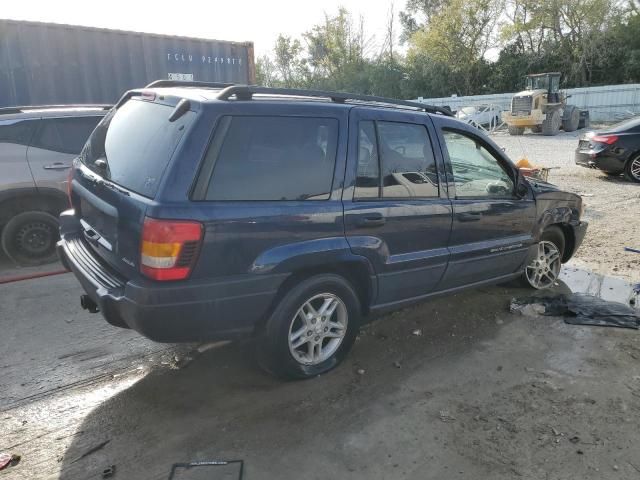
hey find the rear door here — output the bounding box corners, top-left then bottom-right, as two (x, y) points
(343, 107), (453, 306)
(27, 115), (102, 193)
(434, 120), (536, 289)
(70, 99), (196, 278)
(0, 117), (37, 191)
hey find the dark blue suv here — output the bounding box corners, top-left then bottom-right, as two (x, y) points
(57, 82), (588, 379)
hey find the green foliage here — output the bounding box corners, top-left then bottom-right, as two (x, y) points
(259, 3), (640, 100)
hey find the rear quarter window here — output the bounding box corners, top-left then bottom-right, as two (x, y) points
(80, 99), (195, 198)
(202, 116), (339, 201)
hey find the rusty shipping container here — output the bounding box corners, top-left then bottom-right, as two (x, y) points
(0, 19), (255, 107)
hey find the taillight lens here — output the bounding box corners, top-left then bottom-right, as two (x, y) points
(140, 218), (203, 281)
(591, 135), (618, 145)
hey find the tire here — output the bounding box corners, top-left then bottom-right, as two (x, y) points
(562, 106), (580, 132)
(257, 274), (361, 379)
(1, 211), (60, 266)
(542, 110), (561, 136)
(521, 226), (565, 289)
(531, 125), (542, 134)
(625, 155), (640, 183)
(508, 125), (525, 136)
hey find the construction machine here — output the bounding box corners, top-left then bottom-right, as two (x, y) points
(502, 72), (589, 136)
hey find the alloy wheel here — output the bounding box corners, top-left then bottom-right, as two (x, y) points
(288, 293), (348, 365)
(630, 157), (640, 182)
(526, 241), (562, 289)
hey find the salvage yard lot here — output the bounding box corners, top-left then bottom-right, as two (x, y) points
(1, 130), (639, 479)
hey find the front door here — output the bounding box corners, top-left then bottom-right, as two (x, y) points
(434, 123), (536, 289)
(343, 107), (453, 306)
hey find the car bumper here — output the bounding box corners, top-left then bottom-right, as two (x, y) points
(57, 232), (287, 343)
(567, 221), (588, 260)
(575, 150), (625, 173)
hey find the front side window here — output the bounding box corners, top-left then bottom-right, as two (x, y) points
(442, 130), (514, 198)
(33, 117), (102, 154)
(205, 116), (338, 201)
(354, 120), (439, 200)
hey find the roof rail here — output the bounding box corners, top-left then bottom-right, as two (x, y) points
(216, 85), (454, 117)
(0, 104), (112, 115)
(145, 80), (235, 89)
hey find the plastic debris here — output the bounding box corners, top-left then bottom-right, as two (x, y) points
(102, 465), (116, 478)
(411, 329), (423, 336)
(511, 294), (640, 329)
(356, 368), (365, 375)
(0, 453), (20, 471)
(624, 247), (640, 254)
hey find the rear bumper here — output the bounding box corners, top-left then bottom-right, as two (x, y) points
(575, 150), (625, 173)
(57, 230), (286, 343)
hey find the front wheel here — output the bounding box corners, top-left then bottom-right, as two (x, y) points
(523, 226), (565, 289)
(257, 274), (361, 379)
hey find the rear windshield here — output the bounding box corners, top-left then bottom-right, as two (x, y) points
(608, 116), (640, 132)
(80, 99), (195, 198)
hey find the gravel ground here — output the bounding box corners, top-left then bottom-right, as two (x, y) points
(491, 128), (640, 284)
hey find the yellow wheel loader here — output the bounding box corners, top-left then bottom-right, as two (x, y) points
(502, 72), (589, 136)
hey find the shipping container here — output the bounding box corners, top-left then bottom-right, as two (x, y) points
(0, 19), (255, 107)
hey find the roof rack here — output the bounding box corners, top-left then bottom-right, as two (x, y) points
(0, 104), (112, 115)
(145, 80), (235, 89)
(215, 85), (454, 117)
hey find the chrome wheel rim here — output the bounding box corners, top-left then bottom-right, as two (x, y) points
(288, 293), (348, 366)
(631, 157), (640, 181)
(526, 241), (561, 289)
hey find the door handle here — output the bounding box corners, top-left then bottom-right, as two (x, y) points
(457, 212), (481, 222)
(355, 215), (386, 228)
(43, 163), (71, 170)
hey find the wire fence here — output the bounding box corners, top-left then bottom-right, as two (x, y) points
(415, 83), (640, 123)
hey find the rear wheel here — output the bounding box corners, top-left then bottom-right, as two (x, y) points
(257, 274), (361, 379)
(508, 125), (525, 136)
(542, 110), (561, 136)
(625, 155), (640, 183)
(1, 211), (60, 266)
(523, 226), (565, 289)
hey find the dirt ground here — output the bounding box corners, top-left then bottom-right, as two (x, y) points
(1, 129), (639, 480)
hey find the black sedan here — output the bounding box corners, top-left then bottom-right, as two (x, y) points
(575, 116), (640, 182)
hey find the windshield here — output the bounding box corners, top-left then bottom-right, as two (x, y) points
(79, 99), (195, 198)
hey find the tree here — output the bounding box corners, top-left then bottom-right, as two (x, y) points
(407, 0), (504, 95)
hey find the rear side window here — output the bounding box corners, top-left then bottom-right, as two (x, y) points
(80, 100), (195, 198)
(32, 117), (102, 154)
(354, 120), (439, 199)
(204, 116), (338, 201)
(0, 119), (36, 146)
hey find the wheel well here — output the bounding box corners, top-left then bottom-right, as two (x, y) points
(254, 262), (373, 334)
(547, 223), (575, 263)
(0, 193), (67, 228)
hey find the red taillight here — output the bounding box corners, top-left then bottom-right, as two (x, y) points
(591, 135), (618, 145)
(140, 217), (203, 281)
(140, 90), (156, 101)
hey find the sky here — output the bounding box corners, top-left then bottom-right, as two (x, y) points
(2, 0), (403, 57)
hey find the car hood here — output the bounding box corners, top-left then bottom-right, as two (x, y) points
(527, 177), (582, 202)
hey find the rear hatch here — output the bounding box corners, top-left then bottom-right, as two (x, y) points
(69, 96), (196, 279)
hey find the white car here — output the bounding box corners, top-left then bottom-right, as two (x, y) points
(456, 105), (502, 128)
